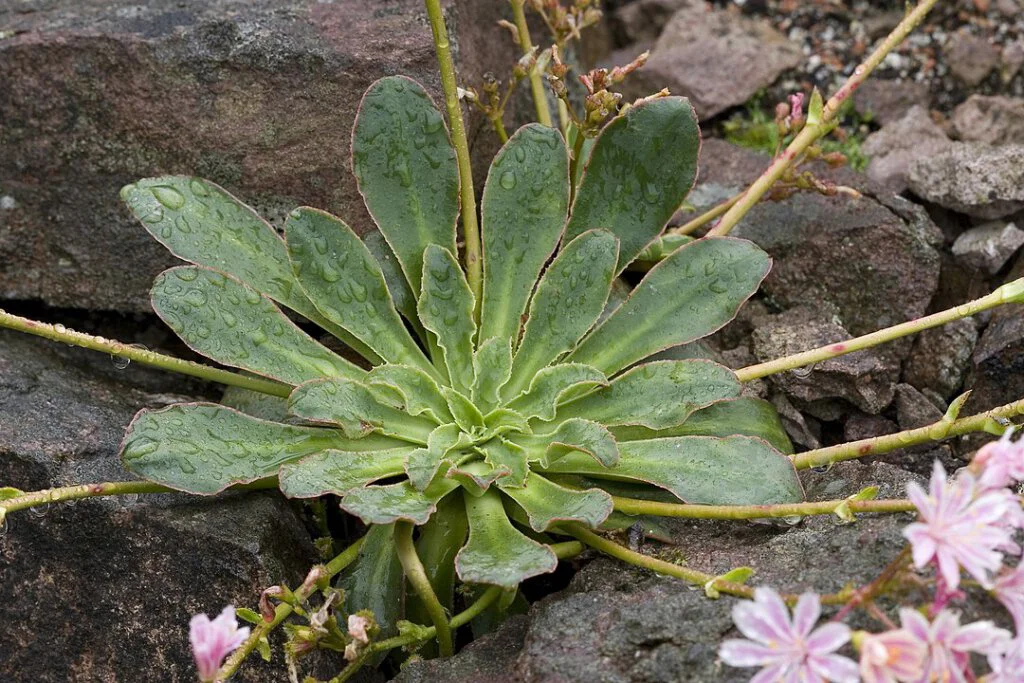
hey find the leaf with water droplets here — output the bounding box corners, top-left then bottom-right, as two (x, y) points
(120, 403), (398, 494)
(503, 230), (618, 399)
(353, 76), (459, 295)
(540, 435), (803, 505)
(366, 365), (453, 424)
(419, 245), (477, 395)
(151, 266), (362, 385)
(479, 124), (570, 344)
(500, 472), (612, 532)
(565, 97), (700, 270)
(405, 424), (469, 490)
(447, 461), (505, 497)
(506, 363), (607, 421)
(340, 477), (459, 525)
(341, 524), (403, 640)
(480, 438), (529, 488)
(455, 489), (558, 588)
(288, 378), (437, 443)
(443, 387), (485, 433)
(611, 397), (794, 454)
(285, 207), (433, 372)
(364, 230), (420, 330)
(221, 385), (290, 422)
(513, 418), (618, 468)
(632, 233), (694, 269)
(472, 337), (513, 413)
(568, 237), (770, 376)
(122, 176), (380, 363)
(278, 447), (414, 497)
(555, 360), (739, 429)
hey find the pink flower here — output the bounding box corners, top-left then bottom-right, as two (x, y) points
(975, 429), (1024, 491)
(903, 461), (1014, 589)
(189, 605), (250, 682)
(347, 614), (370, 644)
(994, 564), (1024, 634)
(719, 587), (859, 683)
(789, 93), (805, 121)
(986, 637), (1024, 682)
(858, 628), (927, 683)
(901, 607), (1010, 682)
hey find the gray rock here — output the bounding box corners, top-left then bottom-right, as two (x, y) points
(863, 105), (951, 194)
(610, 0), (689, 44)
(907, 143), (1024, 220)
(629, 2), (802, 120)
(0, 0), (514, 313)
(1004, 40), (1024, 83)
(894, 383), (944, 431)
(953, 95), (1024, 146)
(951, 221), (1024, 274)
(965, 302), (1024, 414)
(770, 392), (821, 449)
(843, 412), (899, 443)
(946, 29), (1001, 87)
(853, 78), (932, 126)
(0, 328), (326, 681)
(903, 318), (978, 399)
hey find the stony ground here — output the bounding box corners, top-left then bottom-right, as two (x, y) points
(3, 0), (1024, 681)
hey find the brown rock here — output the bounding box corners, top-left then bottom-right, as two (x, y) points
(853, 78), (932, 126)
(903, 318), (978, 399)
(946, 29), (1001, 87)
(953, 95), (1024, 146)
(863, 105), (952, 194)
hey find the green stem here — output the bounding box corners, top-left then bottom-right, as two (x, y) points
(793, 398), (1024, 470)
(394, 521), (453, 657)
(424, 0), (483, 316)
(0, 309), (291, 397)
(611, 496), (915, 520)
(568, 129), (586, 202)
(510, 0), (553, 127)
(216, 535), (367, 682)
(671, 194), (741, 236)
(707, 0), (941, 237)
(736, 279), (1024, 382)
(832, 547), (912, 622)
(0, 480), (173, 521)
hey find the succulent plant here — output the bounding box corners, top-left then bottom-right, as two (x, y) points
(117, 75), (801, 633)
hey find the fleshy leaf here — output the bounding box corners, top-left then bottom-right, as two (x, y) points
(443, 388), (485, 433)
(288, 378), (436, 444)
(221, 386), (289, 422)
(364, 230), (419, 326)
(405, 424), (468, 491)
(455, 489), (558, 588)
(409, 494), (469, 634)
(612, 397), (794, 454)
(555, 360), (740, 429)
(152, 266), (362, 385)
(501, 471), (612, 532)
(480, 124), (570, 344)
(472, 338), (513, 413)
(482, 409), (530, 439)
(278, 448), (414, 497)
(503, 230), (618, 399)
(285, 207), (432, 371)
(366, 365), (453, 424)
(564, 97), (700, 270)
(419, 245), (477, 395)
(513, 418), (618, 468)
(120, 403), (398, 494)
(340, 478), (458, 525)
(352, 76), (459, 294)
(480, 438), (529, 488)
(446, 461), (504, 497)
(633, 233), (694, 269)
(506, 363), (607, 421)
(540, 435), (803, 505)
(341, 524), (404, 639)
(567, 237), (771, 376)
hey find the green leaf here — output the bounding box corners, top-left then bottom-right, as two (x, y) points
(472, 338), (513, 413)
(480, 124), (570, 344)
(482, 409), (530, 440)
(540, 435), (803, 505)
(341, 524), (404, 639)
(405, 424), (468, 490)
(480, 438), (529, 489)
(340, 478), (458, 525)
(152, 266), (363, 385)
(120, 403), (397, 494)
(500, 472), (612, 532)
(366, 365), (453, 424)
(285, 207), (432, 371)
(221, 386), (290, 422)
(419, 245), (477, 395)
(455, 489), (558, 588)
(443, 388), (485, 433)
(288, 378), (437, 443)
(506, 364), (607, 421)
(503, 230), (618, 399)
(446, 461), (504, 497)
(555, 360), (740, 429)
(352, 76), (459, 295)
(513, 418), (618, 468)
(364, 230), (419, 326)
(565, 97), (700, 270)
(122, 176), (380, 363)
(408, 494), (469, 652)
(632, 233), (694, 269)
(567, 237), (771, 376)
(612, 397), (794, 454)
(278, 448), (414, 497)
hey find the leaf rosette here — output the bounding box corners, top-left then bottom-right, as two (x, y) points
(118, 76), (801, 621)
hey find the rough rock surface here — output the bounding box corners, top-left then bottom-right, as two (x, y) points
(965, 303), (1024, 413)
(853, 78), (932, 125)
(907, 143), (1024, 220)
(946, 28), (1002, 87)
(0, 328), (327, 682)
(903, 318), (978, 400)
(630, 2), (802, 120)
(862, 105), (952, 193)
(952, 95), (1024, 145)
(0, 0), (514, 312)
(951, 220), (1024, 274)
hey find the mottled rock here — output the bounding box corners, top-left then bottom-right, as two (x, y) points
(951, 221), (1024, 274)
(853, 78), (932, 125)
(862, 105), (951, 194)
(894, 383), (943, 431)
(907, 143), (1024, 220)
(630, 2), (802, 120)
(1004, 40), (1024, 83)
(946, 29), (1001, 87)
(0, 328), (325, 681)
(903, 318), (978, 399)
(610, 0), (689, 44)
(843, 412), (899, 443)
(0, 0), (514, 312)
(952, 95), (1024, 146)
(965, 303), (1024, 413)
(770, 393), (821, 449)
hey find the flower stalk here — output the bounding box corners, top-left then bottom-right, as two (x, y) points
(611, 495), (915, 520)
(510, 0), (554, 128)
(394, 520), (454, 657)
(0, 480), (175, 520)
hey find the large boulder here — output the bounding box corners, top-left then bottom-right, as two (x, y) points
(907, 143), (1024, 220)
(0, 0), (515, 312)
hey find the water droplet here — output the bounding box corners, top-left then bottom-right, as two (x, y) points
(54, 323), (66, 334)
(642, 182), (661, 203)
(791, 364), (815, 379)
(222, 311), (238, 328)
(141, 207), (164, 224)
(176, 269), (199, 282)
(183, 289), (208, 307)
(174, 215), (195, 234)
(151, 186), (186, 210)
(499, 170), (517, 190)
(513, 145), (527, 163)
(189, 179), (212, 198)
